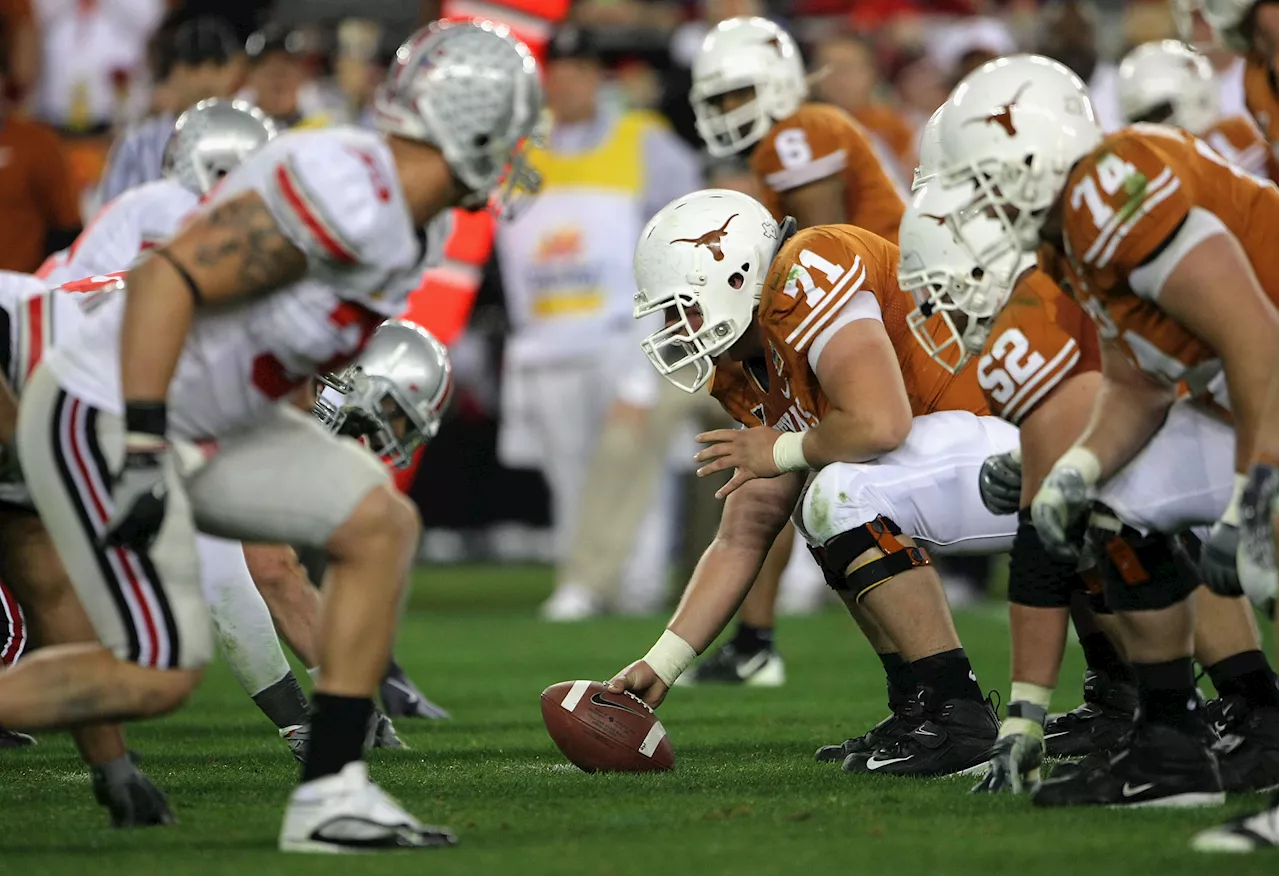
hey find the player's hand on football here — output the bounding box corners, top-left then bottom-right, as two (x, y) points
(979, 449), (1022, 516)
(102, 429), (169, 552)
(1199, 519), (1243, 597)
(1239, 462), (1279, 613)
(1031, 466), (1094, 560)
(606, 659), (670, 709)
(694, 426), (781, 499)
(971, 723), (1043, 795)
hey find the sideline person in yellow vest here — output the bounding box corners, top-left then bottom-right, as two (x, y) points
(493, 26), (701, 617)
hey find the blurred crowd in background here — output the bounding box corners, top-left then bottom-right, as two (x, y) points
(0, 0), (1246, 614)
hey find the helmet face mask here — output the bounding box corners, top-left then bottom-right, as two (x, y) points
(690, 17), (808, 158)
(163, 99), (278, 195)
(374, 19), (545, 220)
(633, 189), (782, 393)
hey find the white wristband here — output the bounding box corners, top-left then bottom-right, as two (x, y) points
(1222, 472), (1248, 527)
(1055, 446), (1102, 487)
(772, 430), (812, 473)
(642, 629), (697, 687)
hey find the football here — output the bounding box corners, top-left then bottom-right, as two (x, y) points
(540, 680), (675, 773)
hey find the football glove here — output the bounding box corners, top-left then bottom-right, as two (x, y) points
(1199, 519), (1242, 597)
(1032, 451), (1100, 561)
(979, 448), (1022, 516)
(971, 717), (1044, 795)
(1239, 462), (1278, 613)
(101, 403), (169, 552)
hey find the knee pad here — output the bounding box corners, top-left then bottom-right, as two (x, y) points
(1008, 508), (1080, 608)
(820, 516), (931, 603)
(1087, 508), (1199, 612)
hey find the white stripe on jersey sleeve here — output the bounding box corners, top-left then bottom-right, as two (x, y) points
(764, 150), (848, 192)
(792, 266), (868, 353)
(806, 289), (884, 374)
(1001, 339), (1080, 424)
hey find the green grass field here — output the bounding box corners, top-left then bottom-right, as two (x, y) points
(4, 566), (1275, 876)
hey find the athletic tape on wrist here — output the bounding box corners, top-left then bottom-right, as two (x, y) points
(642, 630), (697, 687)
(1222, 473), (1248, 527)
(1055, 446), (1102, 487)
(772, 431), (811, 473)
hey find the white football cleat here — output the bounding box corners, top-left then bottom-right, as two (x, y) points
(280, 724), (309, 763)
(539, 585), (605, 622)
(279, 761), (456, 853)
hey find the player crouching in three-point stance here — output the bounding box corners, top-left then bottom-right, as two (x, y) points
(0, 20), (543, 852)
(606, 188), (1019, 777)
(933, 54), (1278, 808)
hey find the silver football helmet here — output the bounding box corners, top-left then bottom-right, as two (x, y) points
(1117, 41), (1219, 135)
(162, 99), (278, 195)
(374, 19), (545, 217)
(314, 320), (453, 470)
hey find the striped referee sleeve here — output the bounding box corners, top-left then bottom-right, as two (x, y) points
(97, 114), (175, 206)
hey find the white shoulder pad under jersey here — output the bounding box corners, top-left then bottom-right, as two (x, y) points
(213, 128), (422, 316)
(41, 179), (197, 287)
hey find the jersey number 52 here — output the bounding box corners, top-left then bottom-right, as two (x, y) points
(977, 328), (1045, 404)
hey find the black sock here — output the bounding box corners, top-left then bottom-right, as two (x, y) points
(252, 672), (310, 729)
(731, 622), (773, 653)
(1078, 631), (1134, 685)
(1133, 657), (1202, 732)
(1206, 650), (1279, 709)
(877, 652), (916, 702)
(302, 693), (374, 782)
(911, 648), (983, 704)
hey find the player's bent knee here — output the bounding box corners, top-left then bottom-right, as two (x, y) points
(815, 516), (932, 604)
(135, 667), (205, 717)
(1087, 508), (1199, 612)
(328, 484), (420, 562)
(1008, 509), (1079, 608)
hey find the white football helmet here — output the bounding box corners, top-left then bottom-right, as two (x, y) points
(1201, 0), (1261, 53)
(374, 19), (545, 217)
(898, 184), (1034, 373)
(1118, 41), (1219, 134)
(314, 320), (452, 470)
(937, 54), (1102, 252)
(163, 99), (277, 195)
(912, 106), (945, 192)
(633, 189), (787, 392)
(690, 17), (808, 158)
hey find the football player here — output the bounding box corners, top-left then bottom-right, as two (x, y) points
(0, 20), (542, 852)
(607, 188), (1018, 777)
(1116, 40), (1274, 180)
(681, 14), (907, 687)
(901, 182), (1277, 799)
(934, 54), (1277, 806)
(1202, 0), (1278, 158)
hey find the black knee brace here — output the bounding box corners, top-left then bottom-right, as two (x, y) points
(1008, 508), (1080, 608)
(820, 516), (931, 603)
(1087, 507), (1199, 612)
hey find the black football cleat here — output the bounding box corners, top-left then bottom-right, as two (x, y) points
(1207, 697), (1278, 793)
(676, 642), (785, 687)
(1192, 793), (1279, 853)
(0, 728), (36, 748)
(1043, 670), (1137, 758)
(844, 691), (998, 777)
(816, 684), (916, 764)
(92, 765), (177, 828)
(380, 669), (450, 720)
(1032, 721), (1225, 808)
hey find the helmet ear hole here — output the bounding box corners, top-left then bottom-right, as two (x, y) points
(729, 272), (744, 290)
(741, 262), (750, 272)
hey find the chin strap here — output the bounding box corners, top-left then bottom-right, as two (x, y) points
(773, 216), (798, 258)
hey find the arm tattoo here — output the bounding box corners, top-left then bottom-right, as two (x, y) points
(185, 193), (309, 298)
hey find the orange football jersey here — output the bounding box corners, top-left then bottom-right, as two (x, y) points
(977, 269), (1101, 425)
(750, 103), (906, 243)
(1242, 55), (1278, 155)
(1202, 113), (1275, 181)
(711, 224), (986, 431)
(1049, 124), (1278, 404)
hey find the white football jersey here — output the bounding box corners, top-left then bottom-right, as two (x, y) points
(46, 128), (450, 440)
(39, 179), (198, 288)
